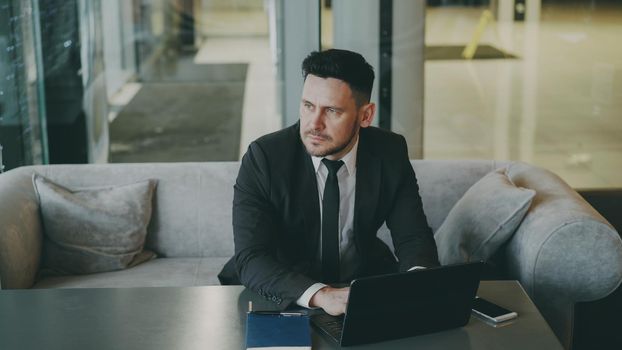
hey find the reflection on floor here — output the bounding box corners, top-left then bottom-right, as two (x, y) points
(425, 45), (518, 60)
(109, 55), (247, 162)
(194, 36), (280, 159)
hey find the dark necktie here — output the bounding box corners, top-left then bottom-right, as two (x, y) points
(321, 158), (344, 284)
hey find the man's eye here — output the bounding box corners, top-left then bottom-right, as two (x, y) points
(304, 103), (313, 110)
(327, 108), (337, 114)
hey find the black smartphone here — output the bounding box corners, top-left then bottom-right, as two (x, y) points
(472, 297), (518, 323)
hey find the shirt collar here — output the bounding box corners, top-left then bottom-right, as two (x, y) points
(311, 136), (359, 176)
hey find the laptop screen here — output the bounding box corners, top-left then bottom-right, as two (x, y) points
(339, 262), (483, 346)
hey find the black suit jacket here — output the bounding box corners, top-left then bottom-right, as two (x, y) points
(218, 123), (439, 308)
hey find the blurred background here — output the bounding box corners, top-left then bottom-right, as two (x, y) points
(1, 0), (621, 190)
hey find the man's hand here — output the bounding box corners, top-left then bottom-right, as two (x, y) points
(309, 286), (350, 316)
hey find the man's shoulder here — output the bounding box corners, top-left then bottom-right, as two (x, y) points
(359, 126), (406, 154)
(243, 123), (305, 170)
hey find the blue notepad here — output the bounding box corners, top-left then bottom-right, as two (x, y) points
(246, 312), (311, 349)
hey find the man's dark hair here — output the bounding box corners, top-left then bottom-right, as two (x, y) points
(302, 49), (375, 107)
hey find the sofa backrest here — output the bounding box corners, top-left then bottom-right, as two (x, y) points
(16, 162), (240, 258)
(17, 160), (511, 259)
(376, 160), (510, 249)
(413, 159), (511, 231)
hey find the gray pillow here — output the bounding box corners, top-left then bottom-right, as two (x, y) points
(434, 168), (535, 265)
(33, 174), (157, 275)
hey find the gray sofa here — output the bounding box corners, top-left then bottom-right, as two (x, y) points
(1, 160), (621, 349)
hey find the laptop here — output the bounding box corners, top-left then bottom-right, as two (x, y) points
(310, 261), (483, 346)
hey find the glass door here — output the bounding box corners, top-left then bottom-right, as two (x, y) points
(0, 0), (48, 171)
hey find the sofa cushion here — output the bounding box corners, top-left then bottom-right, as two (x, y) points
(32, 257), (229, 288)
(33, 174), (157, 275)
(434, 167), (535, 265)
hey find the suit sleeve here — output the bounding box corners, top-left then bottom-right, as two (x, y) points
(385, 136), (440, 270)
(233, 142), (317, 309)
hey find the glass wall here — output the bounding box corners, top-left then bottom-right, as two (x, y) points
(0, 0), (281, 168)
(107, 0), (280, 162)
(0, 0), (47, 171)
(1, 0), (620, 190)
(38, 0), (109, 164)
(424, 0), (622, 188)
(321, 0), (622, 189)
(0, 0), (109, 168)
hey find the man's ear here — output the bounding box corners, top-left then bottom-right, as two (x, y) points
(359, 103), (376, 128)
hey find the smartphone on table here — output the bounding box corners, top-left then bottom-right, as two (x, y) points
(472, 297), (518, 323)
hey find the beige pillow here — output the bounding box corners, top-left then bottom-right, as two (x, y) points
(33, 174), (157, 275)
(434, 168), (535, 265)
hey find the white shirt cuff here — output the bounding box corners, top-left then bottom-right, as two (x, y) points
(297, 268), (425, 307)
(296, 283), (328, 308)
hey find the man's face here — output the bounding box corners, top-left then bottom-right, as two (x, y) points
(299, 74), (375, 160)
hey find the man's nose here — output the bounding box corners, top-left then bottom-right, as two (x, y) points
(309, 110), (325, 130)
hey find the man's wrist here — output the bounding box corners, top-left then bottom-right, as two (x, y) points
(296, 282), (327, 308)
(308, 285), (350, 316)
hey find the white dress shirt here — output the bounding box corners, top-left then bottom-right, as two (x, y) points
(296, 139), (424, 308)
(296, 139), (359, 308)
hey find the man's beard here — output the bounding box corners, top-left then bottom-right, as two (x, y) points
(302, 120), (359, 158)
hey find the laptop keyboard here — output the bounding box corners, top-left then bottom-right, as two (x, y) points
(311, 313), (345, 341)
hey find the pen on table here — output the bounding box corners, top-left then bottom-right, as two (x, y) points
(251, 311), (303, 316)
(247, 301), (303, 316)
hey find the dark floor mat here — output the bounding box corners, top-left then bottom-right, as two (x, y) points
(426, 45), (518, 60)
(110, 79), (245, 163)
(140, 54), (248, 83)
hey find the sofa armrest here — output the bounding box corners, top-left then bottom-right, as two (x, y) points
(504, 163), (622, 349)
(0, 168), (43, 289)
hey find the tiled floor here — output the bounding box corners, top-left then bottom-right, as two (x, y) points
(113, 4), (622, 189)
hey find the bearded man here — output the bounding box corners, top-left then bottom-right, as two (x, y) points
(218, 49), (439, 315)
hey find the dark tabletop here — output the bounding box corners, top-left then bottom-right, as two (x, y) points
(0, 281), (562, 350)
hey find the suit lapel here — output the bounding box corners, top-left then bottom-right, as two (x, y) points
(354, 131), (381, 246)
(299, 143), (321, 256)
